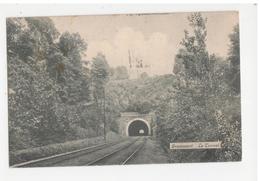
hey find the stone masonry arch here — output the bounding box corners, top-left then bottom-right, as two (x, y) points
(126, 118), (151, 136)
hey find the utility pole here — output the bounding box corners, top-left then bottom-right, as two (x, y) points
(103, 87), (106, 142)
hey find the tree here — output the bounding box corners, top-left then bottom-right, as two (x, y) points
(90, 53), (110, 140)
(58, 32), (87, 64)
(174, 13), (210, 84)
(6, 18), (23, 57)
(155, 13), (241, 162)
(157, 13), (224, 162)
(7, 17), (64, 147)
(227, 24), (240, 94)
(113, 66), (129, 80)
(213, 24), (241, 161)
(55, 32), (90, 105)
(91, 53), (110, 102)
(140, 72), (149, 79)
(7, 17), (93, 150)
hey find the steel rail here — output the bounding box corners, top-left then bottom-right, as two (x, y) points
(121, 138), (147, 165)
(86, 138), (140, 165)
(11, 139), (126, 168)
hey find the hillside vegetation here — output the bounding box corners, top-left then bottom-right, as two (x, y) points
(8, 13), (241, 163)
(106, 74), (178, 113)
(107, 13), (241, 162)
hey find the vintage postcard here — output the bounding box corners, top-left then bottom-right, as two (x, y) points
(7, 11), (241, 167)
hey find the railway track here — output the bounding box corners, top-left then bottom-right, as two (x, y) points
(87, 137), (147, 166)
(121, 139), (146, 165)
(11, 137), (146, 167)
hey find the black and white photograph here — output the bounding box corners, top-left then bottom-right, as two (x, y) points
(7, 11), (242, 167)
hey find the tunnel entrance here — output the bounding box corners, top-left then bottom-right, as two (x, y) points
(128, 120), (149, 136)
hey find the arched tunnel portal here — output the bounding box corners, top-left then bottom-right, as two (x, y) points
(126, 119), (151, 136)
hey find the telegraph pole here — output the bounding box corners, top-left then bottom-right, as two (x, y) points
(103, 87), (106, 142)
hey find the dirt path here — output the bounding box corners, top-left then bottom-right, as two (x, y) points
(127, 137), (169, 164)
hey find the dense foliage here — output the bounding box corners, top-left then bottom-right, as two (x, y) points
(110, 66), (129, 80)
(106, 74), (177, 113)
(105, 13), (241, 162)
(156, 13), (241, 162)
(8, 18), (117, 151)
(8, 14), (241, 163)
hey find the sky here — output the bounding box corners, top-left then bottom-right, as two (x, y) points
(51, 12), (238, 76)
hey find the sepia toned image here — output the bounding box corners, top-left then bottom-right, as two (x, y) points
(7, 11), (241, 167)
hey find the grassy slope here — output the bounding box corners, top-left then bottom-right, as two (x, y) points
(10, 131), (121, 165)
